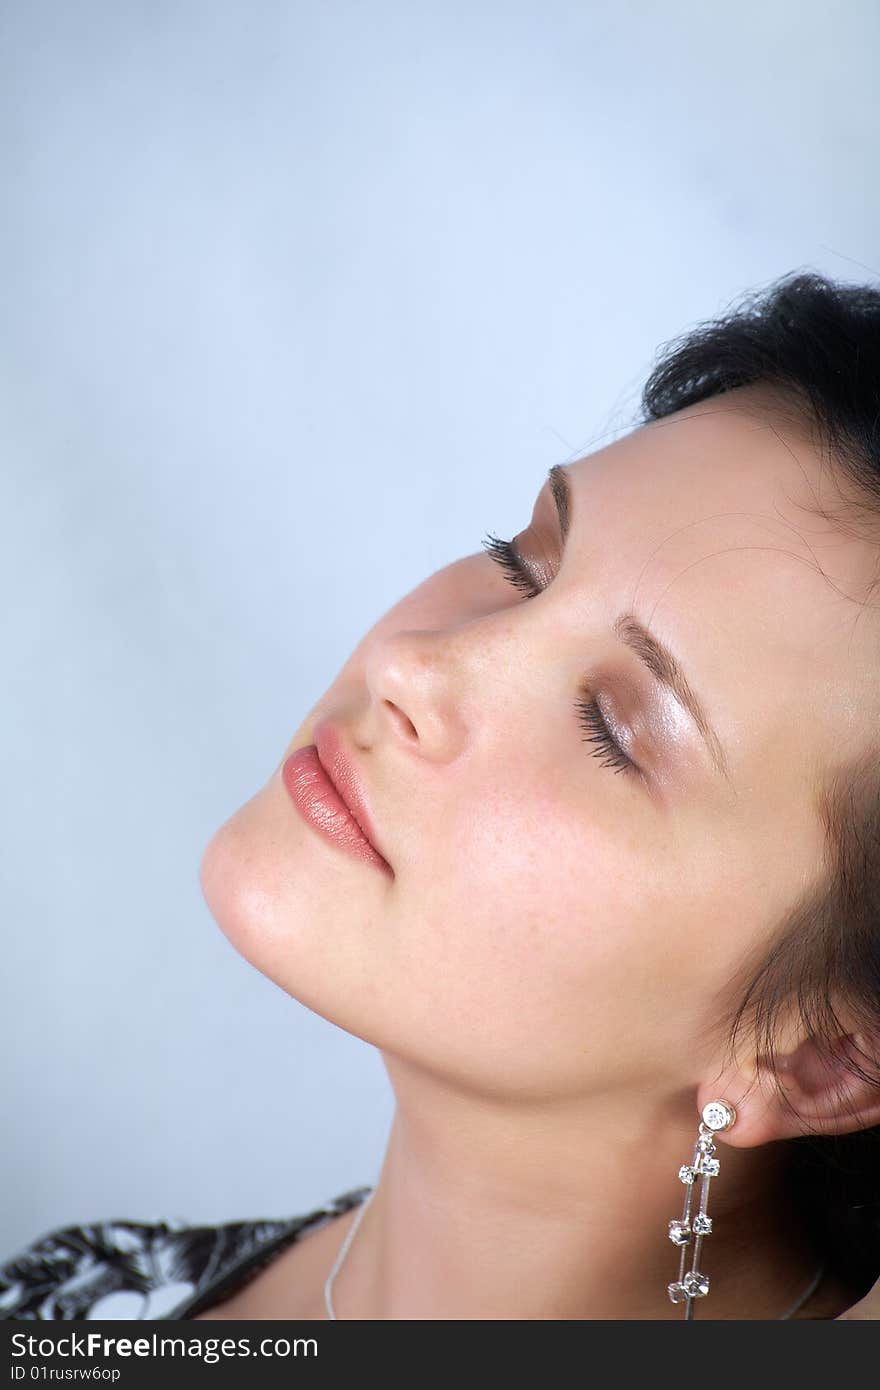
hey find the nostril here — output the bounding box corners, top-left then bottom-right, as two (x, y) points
(384, 699), (418, 740)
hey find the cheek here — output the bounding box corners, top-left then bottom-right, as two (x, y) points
(381, 778), (682, 1097)
(387, 772), (772, 1101)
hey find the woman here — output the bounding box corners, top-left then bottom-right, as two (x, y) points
(4, 270), (880, 1320)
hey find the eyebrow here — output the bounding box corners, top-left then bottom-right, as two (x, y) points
(547, 463), (733, 785)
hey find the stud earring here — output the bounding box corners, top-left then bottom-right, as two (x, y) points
(666, 1099), (736, 1318)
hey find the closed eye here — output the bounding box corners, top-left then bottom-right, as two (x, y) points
(480, 531), (638, 778)
(480, 532), (543, 598)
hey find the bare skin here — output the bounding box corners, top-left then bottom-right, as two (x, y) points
(198, 384), (880, 1319)
(191, 1192), (865, 1321)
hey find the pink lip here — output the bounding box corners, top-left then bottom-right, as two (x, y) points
(281, 723), (393, 878)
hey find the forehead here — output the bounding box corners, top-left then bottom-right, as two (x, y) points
(560, 391), (880, 781)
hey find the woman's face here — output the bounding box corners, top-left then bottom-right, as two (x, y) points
(200, 387), (879, 1104)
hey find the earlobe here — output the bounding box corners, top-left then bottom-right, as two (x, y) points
(695, 1071), (778, 1148)
(702, 1030), (880, 1147)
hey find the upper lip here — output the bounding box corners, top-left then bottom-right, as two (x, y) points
(312, 718), (392, 871)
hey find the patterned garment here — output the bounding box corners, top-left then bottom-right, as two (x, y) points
(0, 1186), (372, 1321)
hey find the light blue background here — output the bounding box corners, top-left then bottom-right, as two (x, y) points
(3, 0), (878, 1257)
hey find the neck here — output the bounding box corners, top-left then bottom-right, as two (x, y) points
(330, 1053), (828, 1320)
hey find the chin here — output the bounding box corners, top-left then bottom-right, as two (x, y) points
(198, 796), (283, 965)
(196, 775), (389, 1040)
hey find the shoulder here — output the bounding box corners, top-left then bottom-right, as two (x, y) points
(0, 1214), (288, 1322)
(0, 1188), (371, 1321)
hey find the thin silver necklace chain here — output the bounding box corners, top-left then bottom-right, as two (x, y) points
(323, 1189), (826, 1321)
(778, 1261), (827, 1320)
(324, 1188), (375, 1320)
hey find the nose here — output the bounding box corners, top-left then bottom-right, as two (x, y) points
(362, 628), (468, 764)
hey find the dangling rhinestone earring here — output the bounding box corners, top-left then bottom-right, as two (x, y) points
(666, 1099), (736, 1319)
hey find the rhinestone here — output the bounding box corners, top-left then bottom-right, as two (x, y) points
(678, 1165), (696, 1184)
(697, 1135), (716, 1154)
(701, 1100), (736, 1131)
(692, 1214), (713, 1235)
(683, 1269), (710, 1297)
(667, 1281), (690, 1304)
(668, 1220), (691, 1245)
(700, 1157), (720, 1177)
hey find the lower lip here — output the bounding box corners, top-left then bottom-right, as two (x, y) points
(281, 745), (393, 877)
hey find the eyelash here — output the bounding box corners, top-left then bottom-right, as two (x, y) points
(480, 531), (637, 777)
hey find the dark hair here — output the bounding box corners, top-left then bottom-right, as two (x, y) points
(637, 269), (880, 1300)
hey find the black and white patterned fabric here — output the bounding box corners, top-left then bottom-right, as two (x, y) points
(0, 1186), (372, 1321)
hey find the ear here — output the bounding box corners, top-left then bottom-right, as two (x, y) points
(698, 1028), (880, 1148)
